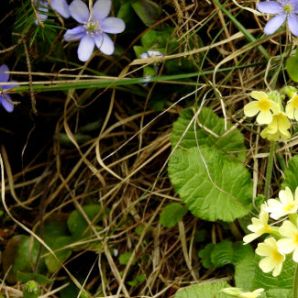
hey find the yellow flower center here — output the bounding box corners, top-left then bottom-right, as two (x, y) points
(290, 95), (298, 108)
(272, 250), (284, 264)
(283, 202), (295, 212)
(284, 3), (293, 13)
(293, 233), (298, 245)
(258, 99), (271, 111)
(263, 224), (272, 233)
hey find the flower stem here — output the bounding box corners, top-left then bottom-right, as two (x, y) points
(293, 264), (298, 298)
(264, 142), (276, 200)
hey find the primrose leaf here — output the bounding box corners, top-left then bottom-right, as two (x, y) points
(159, 202), (188, 228)
(282, 155), (298, 192)
(174, 279), (231, 298)
(286, 49), (298, 82)
(171, 108), (246, 161)
(168, 146), (252, 222)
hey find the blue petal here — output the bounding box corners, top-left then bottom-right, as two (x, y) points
(0, 65), (9, 83)
(95, 33), (114, 55)
(0, 94), (14, 113)
(64, 26), (86, 41)
(51, 0), (70, 18)
(93, 0), (111, 21)
(257, 1), (283, 13)
(102, 17), (125, 34)
(264, 14), (286, 34)
(78, 35), (95, 61)
(2, 81), (19, 91)
(288, 13), (298, 36)
(69, 0), (89, 23)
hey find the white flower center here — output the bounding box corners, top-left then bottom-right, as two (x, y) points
(85, 20), (101, 35)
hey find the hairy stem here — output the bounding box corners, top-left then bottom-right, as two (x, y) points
(264, 142), (276, 200)
(294, 264), (298, 298)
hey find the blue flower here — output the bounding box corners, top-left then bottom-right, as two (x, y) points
(64, 0), (125, 62)
(35, 0), (70, 24)
(257, 0), (298, 36)
(0, 65), (18, 113)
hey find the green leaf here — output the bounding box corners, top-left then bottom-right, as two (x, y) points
(16, 272), (52, 285)
(67, 204), (101, 238)
(171, 108), (246, 160)
(132, 0), (162, 26)
(127, 274), (146, 287)
(159, 202), (188, 228)
(2, 235), (41, 284)
(44, 236), (73, 273)
(168, 147), (252, 222)
(286, 49), (298, 82)
(174, 279), (231, 298)
(282, 155), (298, 192)
(119, 251), (135, 265)
(265, 289), (291, 298)
(23, 280), (40, 298)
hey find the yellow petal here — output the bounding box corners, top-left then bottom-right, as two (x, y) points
(244, 101), (259, 117)
(256, 111), (272, 125)
(250, 91), (268, 101)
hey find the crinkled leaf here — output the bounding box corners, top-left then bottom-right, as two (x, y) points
(159, 202), (188, 228)
(171, 108), (246, 161)
(282, 155), (298, 192)
(168, 147), (252, 222)
(265, 289), (291, 298)
(174, 279), (231, 298)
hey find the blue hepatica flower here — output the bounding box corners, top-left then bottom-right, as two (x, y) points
(35, 0), (70, 24)
(0, 65), (18, 113)
(257, 0), (298, 36)
(64, 0), (125, 62)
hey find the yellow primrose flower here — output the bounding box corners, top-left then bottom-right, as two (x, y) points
(243, 206), (272, 244)
(222, 287), (264, 298)
(265, 187), (298, 220)
(278, 219), (298, 262)
(256, 237), (285, 277)
(260, 112), (291, 142)
(244, 91), (279, 125)
(285, 93), (298, 121)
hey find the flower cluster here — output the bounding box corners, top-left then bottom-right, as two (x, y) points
(243, 186), (298, 276)
(35, 0), (125, 62)
(257, 0), (298, 36)
(244, 87), (298, 141)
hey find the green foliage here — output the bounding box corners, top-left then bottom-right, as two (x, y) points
(282, 155), (298, 191)
(23, 280), (40, 298)
(2, 235), (41, 284)
(168, 146), (252, 221)
(159, 202), (188, 228)
(119, 251), (135, 265)
(170, 108), (246, 160)
(127, 274), (146, 287)
(67, 204), (101, 238)
(131, 0), (162, 26)
(174, 279), (231, 298)
(265, 289), (291, 298)
(286, 49), (298, 82)
(199, 240), (253, 269)
(44, 236), (73, 273)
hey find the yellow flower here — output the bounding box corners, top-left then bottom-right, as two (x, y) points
(243, 206), (272, 244)
(265, 187), (298, 220)
(285, 93), (298, 121)
(256, 237), (285, 277)
(222, 287), (264, 298)
(278, 219), (298, 262)
(244, 91), (279, 125)
(260, 112), (291, 141)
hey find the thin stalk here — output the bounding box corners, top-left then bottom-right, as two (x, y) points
(293, 264), (298, 298)
(264, 142), (276, 200)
